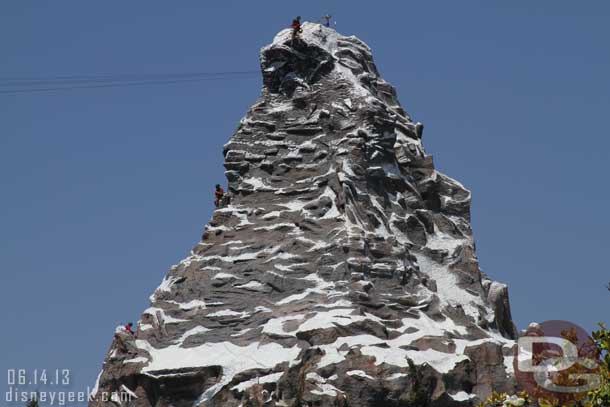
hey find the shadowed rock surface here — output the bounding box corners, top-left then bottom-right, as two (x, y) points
(90, 23), (519, 407)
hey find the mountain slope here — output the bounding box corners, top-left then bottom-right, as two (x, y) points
(91, 23), (518, 407)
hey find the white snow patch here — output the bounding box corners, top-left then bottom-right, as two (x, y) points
(150, 275), (180, 302)
(231, 372), (284, 392)
(242, 177), (275, 191)
(413, 251), (487, 321)
(315, 299), (353, 308)
(207, 309), (250, 318)
(254, 223), (296, 231)
(178, 300), (207, 310)
(278, 199), (307, 212)
(311, 310), (500, 375)
(311, 382), (343, 397)
(231, 328), (253, 337)
(503, 355), (515, 375)
(262, 315), (306, 336)
(306, 372), (345, 397)
(142, 307), (188, 324)
(275, 272), (338, 305)
(385, 372), (408, 381)
(346, 370), (375, 380)
(123, 357), (149, 364)
(136, 340), (301, 403)
(175, 325), (210, 343)
(235, 281), (266, 291)
(450, 391), (476, 401)
(202, 250), (261, 263)
(262, 211), (281, 220)
(266, 252), (301, 262)
(426, 231), (467, 253)
(221, 240), (243, 246)
(213, 272), (240, 280)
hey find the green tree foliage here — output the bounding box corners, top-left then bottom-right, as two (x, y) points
(586, 323), (610, 406)
(477, 391), (530, 407)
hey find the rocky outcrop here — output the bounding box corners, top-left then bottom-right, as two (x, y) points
(90, 22), (518, 407)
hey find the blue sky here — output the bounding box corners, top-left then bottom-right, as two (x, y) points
(1, 1), (608, 404)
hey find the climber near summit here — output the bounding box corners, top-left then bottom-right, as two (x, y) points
(124, 322), (134, 335)
(322, 14), (332, 27)
(291, 16), (302, 45)
(214, 184), (225, 208)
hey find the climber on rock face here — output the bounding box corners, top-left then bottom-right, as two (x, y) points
(214, 184), (225, 208)
(291, 16), (302, 44)
(112, 323), (137, 357)
(322, 15), (331, 27)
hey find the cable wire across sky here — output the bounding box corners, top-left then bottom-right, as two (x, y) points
(0, 70), (260, 95)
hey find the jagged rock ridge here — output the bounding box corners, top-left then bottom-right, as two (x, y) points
(91, 23), (519, 407)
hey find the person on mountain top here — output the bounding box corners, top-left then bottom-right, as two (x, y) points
(124, 322), (134, 335)
(214, 184), (225, 208)
(322, 15), (331, 27)
(291, 16), (302, 43)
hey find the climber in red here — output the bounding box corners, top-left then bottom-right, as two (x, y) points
(214, 184), (225, 208)
(124, 322), (134, 335)
(291, 16), (302, 44)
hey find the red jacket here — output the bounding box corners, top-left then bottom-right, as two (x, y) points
(291, 21), (301, 30)
(215, 187), (225, 200)
(125, 324), (133, 333)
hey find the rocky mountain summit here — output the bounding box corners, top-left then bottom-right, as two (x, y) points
(91, 23), (519, 407)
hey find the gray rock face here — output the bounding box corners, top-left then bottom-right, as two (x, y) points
(91, 23), (518, 407)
